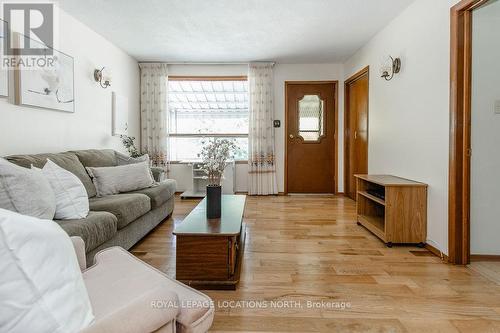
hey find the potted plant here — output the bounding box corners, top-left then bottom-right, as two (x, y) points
(199, 138), (237, 219)
(119, 135), (141, 158)
(120, 134), (167, 167)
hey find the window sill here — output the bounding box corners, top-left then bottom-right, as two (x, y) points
(169, 160), (248, 165)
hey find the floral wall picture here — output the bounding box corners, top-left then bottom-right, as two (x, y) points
(15, 35), (74, 112)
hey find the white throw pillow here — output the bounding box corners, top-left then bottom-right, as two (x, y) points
(86, 161), (155, 197)
(0, 208), (94, 333)
(0, 157), (56, 219)
(115, 151), (150, 166)
(34, 159), (89, 220)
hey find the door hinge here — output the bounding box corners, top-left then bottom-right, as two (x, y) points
(466, 148), (472, 157)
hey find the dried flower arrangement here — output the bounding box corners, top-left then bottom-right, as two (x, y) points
(150, 153), (168, 167)
(198, 138), (237, 186)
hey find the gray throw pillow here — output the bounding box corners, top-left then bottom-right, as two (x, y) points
(0, 158), (56, 219)
(115, 152), (150, 166)
(86, 161), (155, 197)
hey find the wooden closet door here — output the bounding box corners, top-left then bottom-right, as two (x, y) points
(345, 68), (369, 200)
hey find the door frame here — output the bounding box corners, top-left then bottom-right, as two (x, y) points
(284, 81), (339, 195)
(344, 66), (370, 199)
(448, 0), (490, 265)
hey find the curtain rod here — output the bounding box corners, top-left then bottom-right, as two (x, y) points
(138, 61), (276, 66)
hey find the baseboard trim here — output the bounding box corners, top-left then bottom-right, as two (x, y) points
(425, 243), (449, 262)
(236, 192), (347, 196)
(470, 254), (500, 262)
(234, 192), (286, 196)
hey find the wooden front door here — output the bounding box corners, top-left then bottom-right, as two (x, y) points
(285, 82), (337, 194)
(344, 67), (369, 200)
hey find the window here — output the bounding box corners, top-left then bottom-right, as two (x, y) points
(298, 95), (324, 142)
(168, 77), (248, 161)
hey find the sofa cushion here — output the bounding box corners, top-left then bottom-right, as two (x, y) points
(0, 157), (56, 219)
(86, 162), (155, 197)
(150, 167), (166, 182)
(85, 247), (214, 333)
(56, 211), (118, 252)
(89, 193), (151, 229)
(115, 151), (150, 166)
(5, 152), (97, 198)
(35, 159), (89, 220)
(130, 180), (176, 209)
(71, 149), (117, 168)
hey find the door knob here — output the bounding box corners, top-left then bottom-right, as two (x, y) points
(289, 134), (294, 139)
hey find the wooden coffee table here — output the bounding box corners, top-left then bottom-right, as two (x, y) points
(173, 195), (246, 290)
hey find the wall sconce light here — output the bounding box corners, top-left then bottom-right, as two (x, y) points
(94, 67), (112, 88)
(380, 56), (401, 81)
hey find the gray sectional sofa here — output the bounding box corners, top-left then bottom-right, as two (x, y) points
(6, 149), (176, 264)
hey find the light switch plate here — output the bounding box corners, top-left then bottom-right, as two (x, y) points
(495, 100), (500, 114)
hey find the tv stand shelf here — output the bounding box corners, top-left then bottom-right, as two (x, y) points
(358, 190), (386, 206)
(355, 175), (427, 247)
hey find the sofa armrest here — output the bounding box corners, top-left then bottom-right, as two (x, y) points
(71, 236), (86, 271)
(80, 287), (179, 333)
(150, 166), (166, 182)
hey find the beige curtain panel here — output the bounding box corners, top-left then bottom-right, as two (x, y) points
(247, 63), (278, 195)
(139, 63), (169, 167)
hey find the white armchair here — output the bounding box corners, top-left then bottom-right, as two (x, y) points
(72, 237), (214, 333)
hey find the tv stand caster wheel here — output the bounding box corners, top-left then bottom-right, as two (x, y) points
(386, 242), (393, 248)
(417, 242), (425, 248)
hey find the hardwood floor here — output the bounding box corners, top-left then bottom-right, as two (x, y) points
(131, 195), (500, 332)
(469, 262), (500, 286)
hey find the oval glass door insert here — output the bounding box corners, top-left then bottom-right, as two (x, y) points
(298, 95), (325, 142)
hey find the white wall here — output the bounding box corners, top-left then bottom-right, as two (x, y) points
(470, 3), (500, 255)
(167, 64), (344, 193)
(343, 0), (460, 254)
(0, 8), (140, 156)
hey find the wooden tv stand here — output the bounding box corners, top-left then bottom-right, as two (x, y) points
(354, 175), (427, 248)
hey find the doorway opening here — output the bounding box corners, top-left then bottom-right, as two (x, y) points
(344, 67), (369, 201)
(449, 0), (500, 265)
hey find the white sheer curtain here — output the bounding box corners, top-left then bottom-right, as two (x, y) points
(139, 63), (169, 167)
(247, 63), (278, 195)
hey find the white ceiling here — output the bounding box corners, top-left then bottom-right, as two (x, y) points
(57, 0), (415, 63)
